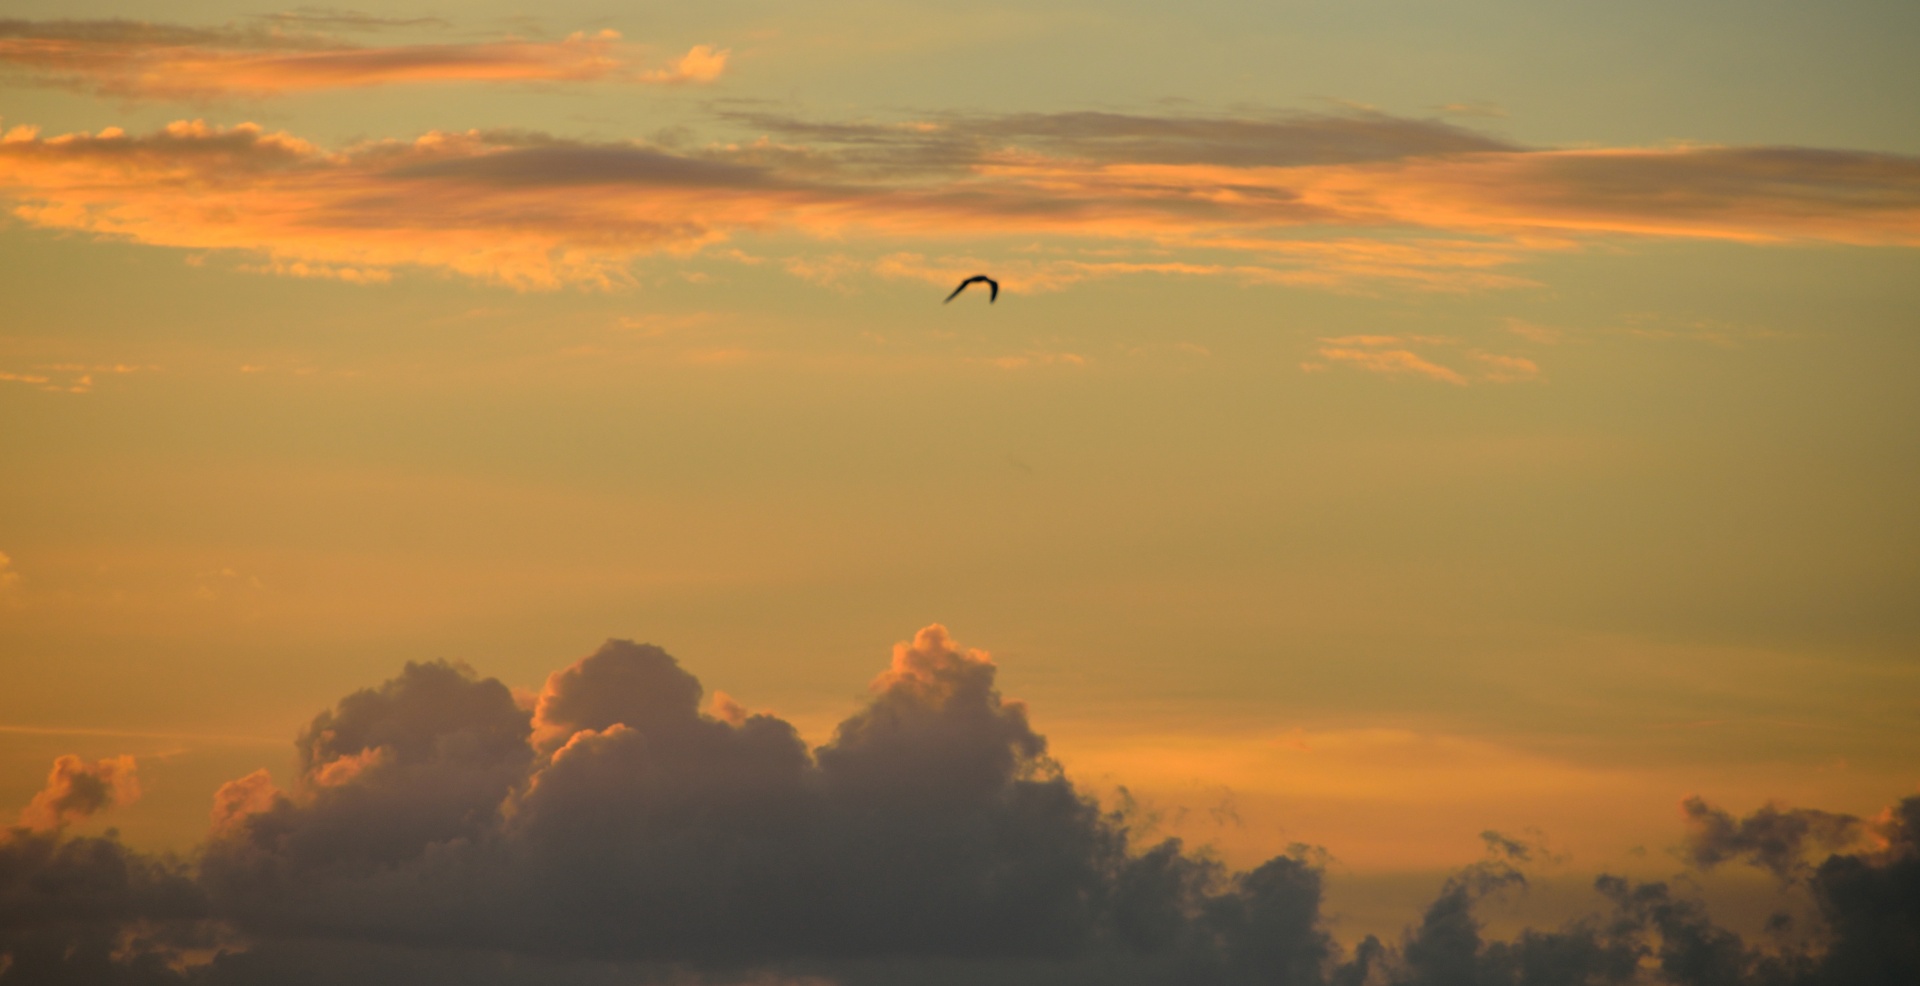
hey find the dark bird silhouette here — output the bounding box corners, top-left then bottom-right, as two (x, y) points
(944, 274), (999, 304)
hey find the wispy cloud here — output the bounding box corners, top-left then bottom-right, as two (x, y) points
(1315, 343), (1470, 385)
(1304, 335), (1541, 385)
(0, 361), (152, 393)
(0, 19), (726, 97)
(0, 111), (1913, 291)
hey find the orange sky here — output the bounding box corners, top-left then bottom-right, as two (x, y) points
(2, 2), (1918, 979)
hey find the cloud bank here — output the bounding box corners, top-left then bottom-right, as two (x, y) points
(2, 625), (1916, 984)
(0, 110), (1914, 290)
(0, 19), (725, 97)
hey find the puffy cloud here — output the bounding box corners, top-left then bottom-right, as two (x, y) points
(4, 632), (1919, 984)
(0, 110), (1913, 292)
(0, 19), (725, 97)
(0, 827), (211, 984)
(17, 754), (139, 831)
(1811, 796), (1920, 986)
(644, 44), (729, 84)
(2, 758), (209, 982)
(209, 770), (278, 834)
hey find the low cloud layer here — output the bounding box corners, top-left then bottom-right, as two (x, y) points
(0, 19), (725, 97)
(0, 109), (1913, 291)
(1, 626), (1916, 984)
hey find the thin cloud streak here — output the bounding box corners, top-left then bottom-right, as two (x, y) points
(0, 19), (725, 96)
(0, 113), (1914, 290)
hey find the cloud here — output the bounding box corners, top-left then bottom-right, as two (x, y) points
(0, 826), (211, 983)
(262, 8), (452, 32)
(3, 630), (1919, 984)
(0, 19), (725, 97)
(643, 44), (729, 84)
(1471, 351), (1540, 382)
(1307, 336), (1545, 386)
(720, 107), (1516, 171)
(0, 361), (151, 394)
(1681, 795), (1866, 881)
(1316, 342), (1470, 385)
(1504, 317), (1563, 344)
(0, 111), (1912, 292)
(17, 754), (140, 831)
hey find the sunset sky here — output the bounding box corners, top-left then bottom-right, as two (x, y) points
(1, 2), (1917, 981)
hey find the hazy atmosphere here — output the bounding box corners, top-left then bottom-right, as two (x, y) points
(2, 2), (1916, 983)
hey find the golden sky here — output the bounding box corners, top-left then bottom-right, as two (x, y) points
(1, 2), (1917, 982)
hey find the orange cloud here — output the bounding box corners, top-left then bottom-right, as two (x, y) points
(1317, 344), (1470, 385)
(18, 754), (140, 831)
(642, 44), (729, 84)
(0, 112), (1913, 292)
(0, 20), (724, 96)
(1472, 351), (1541, 382)
(210, 768), (281, 833)
(1309, 336), (1544, 386)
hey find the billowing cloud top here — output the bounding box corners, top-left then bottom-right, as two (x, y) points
(16, 754), (140, 831)
(2, 627), (1917, 984)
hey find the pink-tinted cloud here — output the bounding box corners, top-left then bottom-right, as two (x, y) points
(0, 20), (724, 97)
(209, 768), (280, 834)
(17, 754), (140, 831)
(0, 112), (1913, 292)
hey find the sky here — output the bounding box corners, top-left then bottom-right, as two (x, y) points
(0, 2), (1917, 983)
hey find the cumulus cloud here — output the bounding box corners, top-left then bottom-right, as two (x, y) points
(0, 826), (210, 984)
(0, 110), (1913, 292)
(643, 44), (729, 84)
(2, 630), (1918, 984)
(17, 754), (140, 831)
(0, 19), (725, 97)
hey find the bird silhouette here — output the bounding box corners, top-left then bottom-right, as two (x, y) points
(944, 274), (999, 304)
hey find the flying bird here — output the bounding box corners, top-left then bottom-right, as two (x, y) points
(944, 274), (999, 304)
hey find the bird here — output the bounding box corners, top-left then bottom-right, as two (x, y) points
(944, 274), (999, 304)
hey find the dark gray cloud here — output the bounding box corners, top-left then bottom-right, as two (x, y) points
(389, 145), (787, 190)
(1682, 795), (1864, 880)
(262, 8), (450, 32)
(0, 828), (208, 985)
(717, 108), (1515, 174)
(0, 17), (660, 99)
(0, 19), (322, 50)
(3, 631), (1917, 985)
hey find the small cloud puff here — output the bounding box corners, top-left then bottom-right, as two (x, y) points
(18, 754), (140, 831)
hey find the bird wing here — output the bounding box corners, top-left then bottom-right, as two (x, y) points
(944, 275), (997, 303)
